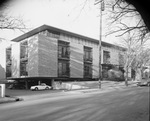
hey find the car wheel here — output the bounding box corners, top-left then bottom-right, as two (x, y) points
(45, 87), (49, 90)
(35, 87), (38, 90)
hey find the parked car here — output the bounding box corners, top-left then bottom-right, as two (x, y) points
(7, 80), (16, 83)
(8, 83), (26, 89)
(30, 83), (52, 91)
(137, 80), (150, 86)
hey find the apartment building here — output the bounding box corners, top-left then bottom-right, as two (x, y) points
(0, 25), (126, 87)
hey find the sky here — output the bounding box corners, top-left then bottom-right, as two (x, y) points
(0, 0), (139, 45)
(1, 0), (99, 40)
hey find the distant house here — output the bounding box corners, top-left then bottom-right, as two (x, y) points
(0, 25), (126, 88)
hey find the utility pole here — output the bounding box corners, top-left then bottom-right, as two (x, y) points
(97, 0), (104, 89)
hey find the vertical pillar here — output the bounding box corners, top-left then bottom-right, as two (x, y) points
(25, 80), (28, 89)
(38, 81), (41, 85)
(51, 79), (54, 89)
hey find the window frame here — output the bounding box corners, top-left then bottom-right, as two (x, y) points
(58, 40), (70, 77)
(84, 62), (92, 78)
(20, 40), (28, 60)
(6, 65), (11, 77)
(58, 60), (70, 77)
(83, 46), (93, 78)
(103, 50), (110, 64)
(6, 47), (12, 77)
(84, 46), (92, 63)
(58, 40), (70, 59)
(20, 62), (28, 76)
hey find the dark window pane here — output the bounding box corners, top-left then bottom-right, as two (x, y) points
(58, 61), (69, 77)
(6, 47), (12, 77)
(58, 62), (62, 75)
(58, 40), (70, 77)
(84, 62), (92, 78)
(58, 46), (62, 58)
(6, 66), (11, 77)
(20, 41), (28, 59)
(103, 51), (110, 64)
(20, 62), (28, 76)
(58, 40), (70, 59)
(84, 46), (92, 62)
(6, 47), (12, 66)
(6, 47), (11, 61)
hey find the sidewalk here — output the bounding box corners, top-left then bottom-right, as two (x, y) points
(0, 81), (138, 104)
(66, 80), (138, 93)
(0, 89), (63, 104)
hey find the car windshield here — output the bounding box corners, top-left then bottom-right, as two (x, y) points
(41, 83), (46, 86)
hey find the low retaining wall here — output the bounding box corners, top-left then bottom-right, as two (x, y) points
(53, 81), (99, 90)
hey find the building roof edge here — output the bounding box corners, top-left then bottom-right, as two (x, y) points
(11, 24), (126, 51)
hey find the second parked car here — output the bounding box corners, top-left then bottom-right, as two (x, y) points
(8, 83), (25, 89)
(137, 80), (150, 86)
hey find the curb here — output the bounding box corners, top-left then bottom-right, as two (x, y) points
(0, 95), (23, 104)
(5, 95), (24, 102)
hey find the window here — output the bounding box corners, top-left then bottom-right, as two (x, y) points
(6, 47), (11, 62)
(6, 65), (11, 77)
(6, 47), (12, 65)
(103, 51), (110, 64)
(84, 46), (92, 62)
(20, 41), (28, 60)
(58, 40), (70, 77)
(119, 53), (124, 66)
(84, 46), (92, 78)
(58, 61), (70, 77)
(58, 40), (70, 59)
(84, 63), (92, 78)
(6, 47), (12, 77)
(20, 41), (28, 76)
(20, 62), (28, 76)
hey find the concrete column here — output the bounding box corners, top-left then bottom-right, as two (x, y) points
(0, 84), (5, 98)
(51, 79), (54, 89)
(25, 80), (28, 89)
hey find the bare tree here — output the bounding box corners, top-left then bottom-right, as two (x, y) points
(97, 0), (150, 85)
(116, 31), (150, 85)
(131, 40), (150, 82)
(0, 5), (27, 42)
(106, 0), (149, 38)
(0, 12), (26, 32)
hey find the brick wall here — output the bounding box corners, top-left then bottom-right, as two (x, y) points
(38, 34), (58, 77)
(27, 35), (39, 77)
(70, 43), (84, 78)
(93, 47), (99, 78)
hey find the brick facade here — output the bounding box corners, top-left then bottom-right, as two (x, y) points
(0, 25), (126, 81)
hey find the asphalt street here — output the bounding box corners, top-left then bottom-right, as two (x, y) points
(0, 86), (149, 121)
